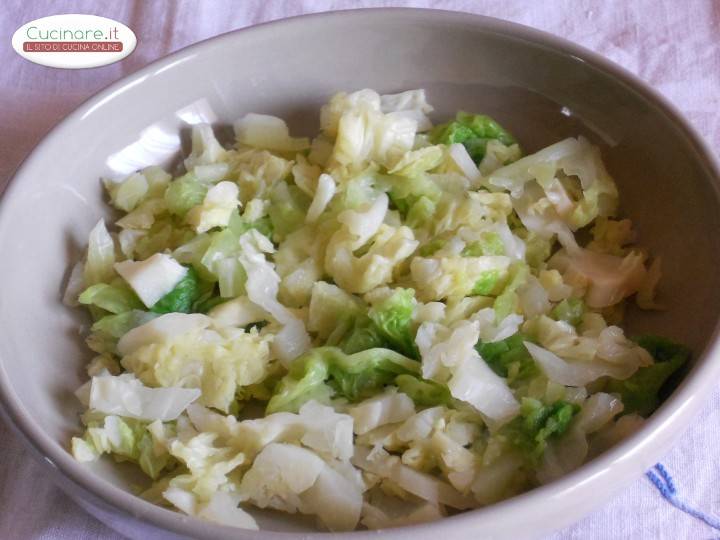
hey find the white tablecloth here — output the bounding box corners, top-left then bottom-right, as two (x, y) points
(1, 1), (719, 538)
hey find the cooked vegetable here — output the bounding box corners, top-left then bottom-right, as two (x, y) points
(68, 88), (687, 532)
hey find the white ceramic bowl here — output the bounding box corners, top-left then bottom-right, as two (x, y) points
(2, 9), (720, 539)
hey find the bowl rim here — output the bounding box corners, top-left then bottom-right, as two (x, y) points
(2, 7), (720, 539)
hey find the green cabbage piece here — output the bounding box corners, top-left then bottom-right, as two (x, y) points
(228, 209), (274, 239)
(462, 231), (506, 257)
(150, 267), (203, 314)
(418, 237), (446, 257)
(200, 228), (247, 297)
(267, 182), (310, 240)
(79, 282), (143, 314)
(606, 336), (690, 417)
(395, 374), (452, 407)
(405, 196), (437, 229)
(386, 173), (442, 219)
(336, 315), (387, 354)
(367, 288), (419, 359)
(503, 398), (579, 462)
(493, 263), (530, 321)
(164, 173), (208, 217)
(429, 112), (517, 163)
(551, 298), (585, 326)
(86, 310), (159, 354)
(471, 269), (503, 296)
(266, 347), (420, 413)
(191, 281), (226, 313)
(476, 333), (538, 384)
(77, 416), (172, 479)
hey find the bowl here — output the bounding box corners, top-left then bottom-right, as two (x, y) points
(1, 8), (719, 540)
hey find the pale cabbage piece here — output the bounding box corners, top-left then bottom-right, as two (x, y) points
(71, 437), (98, 462)
(320, 89), (382, 136)
(324, 90), (419, 172)
(430, 431), (476, 492)
(84, 219), (116, 286)
(164, 482), (259, 530)
(306, 173), (336, 223)
(239, 443), (362, 532)
(242, 197), (268, 222)
(196, 491), (259, 530)
(117, 229), (147, 259)
(352, 446), (475, 510)
(488, 136), (618, 229)
(184, 124), (228, 170)
(167, 433), (246, 500)
(443, 296), (493, 326)
(395, 407), (445, 443)
(470, 308), (523, 343)
(530, 315), (596, 362)
(388, 145), (444, 177)
(292, 154), (322, 197)
(307, 281), (364, 338)
(186, 400), (354, 463)
(121, 325), (272, 412)
(361, 501), (444, 530)
(72, 413), (170, 474)
(411, 301), (447, 328)
(479, 140), (522, 176)
(88, 373), (200, 421)
(186, 181), (240, 233)
(588, 413), (645, 459)
(234, 113), (310, 152)
(538, 392), (623, 483)
(410, 255), (511, 301)
(237, 230), (311, 364)
(280, 258), (323, 308)
(326, 223), (419, 294)
(103, 171), (149, 212)
(430, 191), (513, 237)
(379, 89), (434, 132)
(193, 162), (230, 183)
(208, 296), (268, 327)
(237, 401), (354, 462)
(549, 247), (647, 308)
(415, 320), (478, 381)
(102, 166), (168, 221)
(350, 390), (416, 435)
(447, 143), (481, 185)
(415, 321), (519, 423)
(325, 193), (419, 293)
(456, 221), (525, 261)
(115, 198), (166, 230)
(300, 462), (364, 532)
(117, 313), (212, 356)
(516, 274), (552, 317)
(524, 341), (649, 387)
(471, 452), (525, 505)
(538, 269), (573, 302)
(512, 185), (579, 249)
(447, 353), (520, 425)
(227, 148), (293, 203)
(114, 253), (187, 308)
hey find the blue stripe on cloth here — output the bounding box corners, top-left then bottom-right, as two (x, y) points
(646, 463), (720, 532)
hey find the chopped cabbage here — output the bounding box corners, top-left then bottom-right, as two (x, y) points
(68, 88), (687, 531)
(89, 373), (200, 421)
